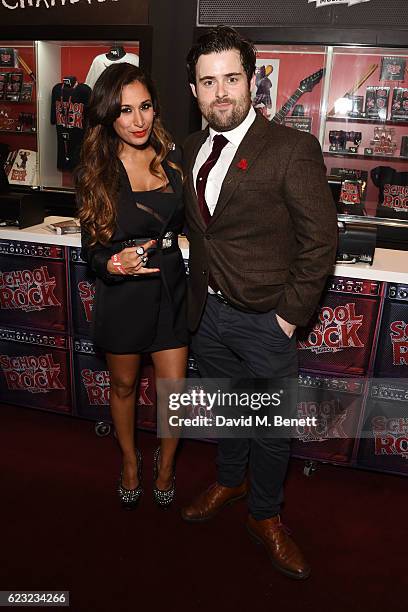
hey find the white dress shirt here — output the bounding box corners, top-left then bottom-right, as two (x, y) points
(192, 105), (256, 216)
(192, 106), (256, 294)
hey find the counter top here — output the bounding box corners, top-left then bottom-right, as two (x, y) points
(334, 249), (408, 284)
(0, 217), (407, 283)
(0, 217), (82, 247)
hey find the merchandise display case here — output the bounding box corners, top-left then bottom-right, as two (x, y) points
(0, 43), (37, 186)
(37, 39), (140, 190)
(250, 43), (408, 237)
(0, 27), (152, 194)
(323, 47), (408, 221)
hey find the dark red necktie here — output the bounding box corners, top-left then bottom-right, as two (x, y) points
(195, 134), (228, 295)
(196, 134), (228, 225)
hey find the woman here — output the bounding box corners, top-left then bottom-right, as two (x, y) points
(76, 63), (188, 510)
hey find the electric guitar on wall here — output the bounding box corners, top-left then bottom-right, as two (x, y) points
(272, 68), (325, 124)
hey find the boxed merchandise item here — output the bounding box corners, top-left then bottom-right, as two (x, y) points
(391, 87), (408, 122)
(380, 56), (406, 82)
(0, 72), (8, 100)
(5, 71), (23, 102)
(348, 95), (364, 118)
(47, 219), (80, 235)
(19, 82), (34, 103)
(365, 86), (390, 120)
(330, 167), (368, 214)
(400, 136), (408, 158)
(0, 48), (18, 68)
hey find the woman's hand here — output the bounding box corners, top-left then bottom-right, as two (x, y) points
(107, 239), (160, 275)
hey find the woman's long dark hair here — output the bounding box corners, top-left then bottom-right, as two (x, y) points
(76, 62), (181, 246)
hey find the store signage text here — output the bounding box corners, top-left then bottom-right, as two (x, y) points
(0, 266), (60, 312)
(78, 280), (95, 323)
(382, 184), (408, 213)
(372, 416), (408, 458)
(81, 368), (153, 406)
(0, 353), (65, 393)
(309, 0), (370, 7)
(298, 303), (364, 354)
(296, 400), (348, 441)
(1, 0), (119, 10)
(390, 320), (408, 366)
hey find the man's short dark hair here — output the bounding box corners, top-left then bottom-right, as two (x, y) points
(186, 25), (257, 86)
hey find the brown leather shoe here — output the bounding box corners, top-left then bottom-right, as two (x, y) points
(247, 514), (311, 580)
(181, 482), (247, 522)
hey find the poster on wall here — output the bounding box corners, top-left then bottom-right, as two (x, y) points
(7, 149), (37, 186)
(251, 58), (280, 121)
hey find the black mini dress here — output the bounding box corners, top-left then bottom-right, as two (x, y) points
(81, 148), (188, 354)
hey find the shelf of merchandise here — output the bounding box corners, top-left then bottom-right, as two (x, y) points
(0, 130), (36, 135)
(324, 151), (408, 163)
(326, 116), (408, 126)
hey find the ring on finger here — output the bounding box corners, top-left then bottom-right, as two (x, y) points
(141, 255), (148, 264)
(136, 246), (145, 255)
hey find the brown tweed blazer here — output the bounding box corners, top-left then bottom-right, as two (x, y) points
(183, 112), (338, 331)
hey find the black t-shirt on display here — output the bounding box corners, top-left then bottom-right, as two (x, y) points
(371, 165), (408, 219)
(50, 81), (92, 171)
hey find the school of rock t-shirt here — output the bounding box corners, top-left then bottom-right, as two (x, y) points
(85, 53), (139, 88)
(50, 82), (92, 171)
(371, 166), (408, 219)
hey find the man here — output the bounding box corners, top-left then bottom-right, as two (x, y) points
(182, 26), (337, 580)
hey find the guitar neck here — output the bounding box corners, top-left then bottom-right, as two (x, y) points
(272, 89), (303, 124)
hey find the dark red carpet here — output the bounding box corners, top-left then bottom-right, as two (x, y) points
(1, 403), (406, 612)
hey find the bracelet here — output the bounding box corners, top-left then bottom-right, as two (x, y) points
(110, 253), (126, 275)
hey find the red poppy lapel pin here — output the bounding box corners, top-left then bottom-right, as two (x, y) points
(236, 158), (248, 171)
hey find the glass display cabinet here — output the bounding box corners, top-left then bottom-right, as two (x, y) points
(0, 42), (37, 186)
(252, 43), (408, 236)
(0, 27), (152, 194)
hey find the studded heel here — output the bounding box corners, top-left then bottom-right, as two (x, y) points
(153, 447), (175, 509)
(118, 448), (143, 510)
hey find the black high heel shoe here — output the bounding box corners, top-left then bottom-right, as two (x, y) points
(118, 448), (143, 510)
(153, 447), (175, 509)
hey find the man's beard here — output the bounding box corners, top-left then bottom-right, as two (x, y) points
(199, 91), (252, 132)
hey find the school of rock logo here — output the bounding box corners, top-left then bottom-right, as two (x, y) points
(0, 266), (60, 312)
(81, 369), (110, 405)
(340, 181), (362, 206)
(382, 184), (408, 212)
(389, 320), (408, 366)
(81, 368), (153, 406)
(298, 303), (364, 354)
(0, 353), (64, 394)
(371, 415), (408, 459)
(296, 399), (347, 441)
(10, 150), (31, 182)
(56, 100), (85, 129)
(78, 281), (95, 323)
(309, 0), (370, 7)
